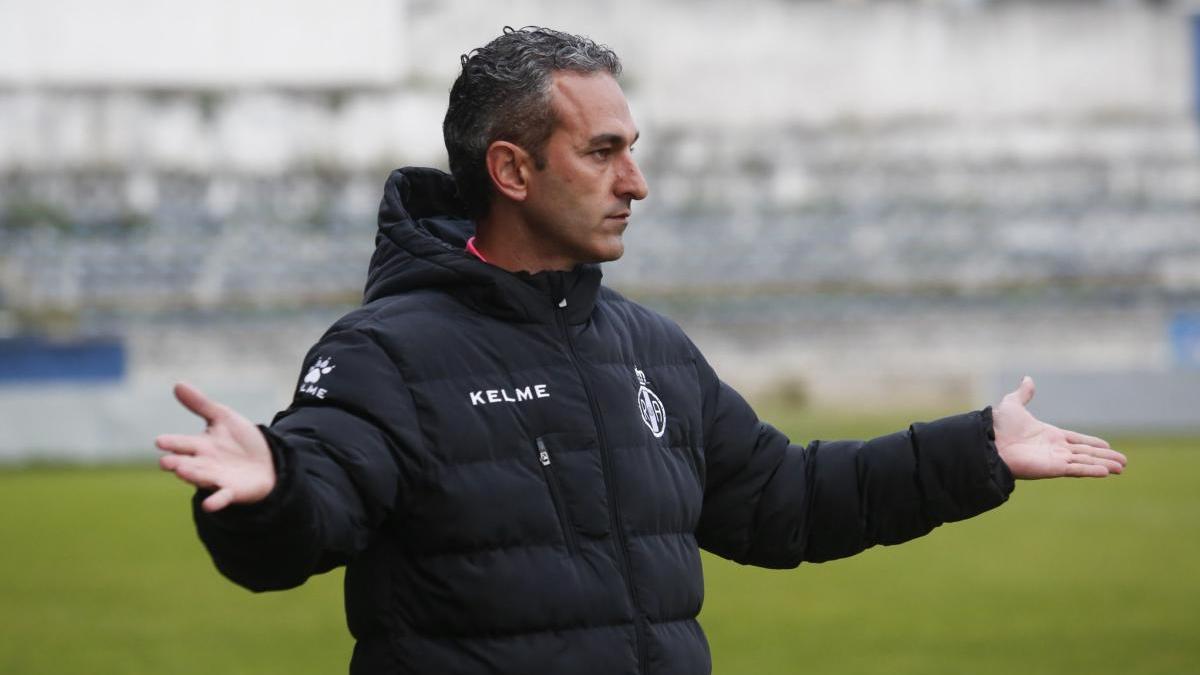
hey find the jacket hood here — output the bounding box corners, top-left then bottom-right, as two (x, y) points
(363, 167), (600, 324)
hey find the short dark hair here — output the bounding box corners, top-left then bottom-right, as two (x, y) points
(443, 26), (622, 219)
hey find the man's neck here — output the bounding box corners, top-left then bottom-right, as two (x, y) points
(473, 213), (576, 274)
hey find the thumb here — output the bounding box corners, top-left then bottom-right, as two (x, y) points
(1016, 375), (1036, 406)
(174, 382), (222, 425)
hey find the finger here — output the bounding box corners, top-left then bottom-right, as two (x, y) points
(159, 455), (217, 488)
(1067, 443), (1126, 466)
(202, 487), (236, 512)
(1064, 429), (1111, 450)
(155, 434), (202, 455)
(1063, 462), (1109, 478)
(1017, 375), (1035, 406)
(1067, 453), (1124, 474)
(158, 453), (181, 472)
(169, 456), (219, 489)
(173, 382), (223, 424)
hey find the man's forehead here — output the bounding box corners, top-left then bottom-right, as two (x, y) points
(549, 71), (638, 140)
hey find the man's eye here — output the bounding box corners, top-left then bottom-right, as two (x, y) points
(591, 148), (612, 159)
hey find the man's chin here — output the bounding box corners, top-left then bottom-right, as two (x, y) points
(589, 239), (624, 264)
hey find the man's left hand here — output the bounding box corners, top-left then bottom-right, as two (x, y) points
(993, 376), (1127, 479)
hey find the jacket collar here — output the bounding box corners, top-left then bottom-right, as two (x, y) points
(364, 167), (602, 326)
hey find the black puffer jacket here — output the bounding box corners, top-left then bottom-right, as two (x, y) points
(194, 167), (1014, 675)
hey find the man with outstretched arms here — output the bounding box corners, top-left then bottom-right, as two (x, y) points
(157, 27), (1126, 675)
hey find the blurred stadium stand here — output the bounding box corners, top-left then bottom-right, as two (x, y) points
(2, 0), (1199, 460)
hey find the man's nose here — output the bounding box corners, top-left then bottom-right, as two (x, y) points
(617, 154), (649, 201)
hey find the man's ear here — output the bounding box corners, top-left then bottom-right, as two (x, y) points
(485, 141), (533, 203)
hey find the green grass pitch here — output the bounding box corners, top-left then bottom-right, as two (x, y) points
(1, 411), (1196, 674)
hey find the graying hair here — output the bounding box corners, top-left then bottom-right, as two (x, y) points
(443, 26), (622, 219)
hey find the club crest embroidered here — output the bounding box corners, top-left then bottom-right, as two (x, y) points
(635, 366), (666, 438)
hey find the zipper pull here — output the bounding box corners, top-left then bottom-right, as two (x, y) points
(537, 438), (551, 466)
(557, 298), (568, 309)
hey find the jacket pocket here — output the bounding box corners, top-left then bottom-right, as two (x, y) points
(536, 437), (580, 556)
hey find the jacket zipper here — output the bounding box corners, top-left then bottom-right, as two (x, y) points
(552, 290), (648, 674)
(536, 437), (580, 556)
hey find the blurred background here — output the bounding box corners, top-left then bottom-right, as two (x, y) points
(1, 1), (1198, 674)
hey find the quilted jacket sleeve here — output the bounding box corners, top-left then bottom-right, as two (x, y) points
(191, 325), (419, 592)
(692, 350), (1014, 569)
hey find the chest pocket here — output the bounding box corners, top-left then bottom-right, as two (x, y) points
(534, 432), (611, 549)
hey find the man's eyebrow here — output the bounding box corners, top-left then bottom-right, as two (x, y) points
(586, 131), (640, 147)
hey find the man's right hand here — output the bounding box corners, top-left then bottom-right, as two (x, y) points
(156, 382), (276, 512)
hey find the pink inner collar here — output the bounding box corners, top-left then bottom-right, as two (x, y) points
(465, 236), (489, 263)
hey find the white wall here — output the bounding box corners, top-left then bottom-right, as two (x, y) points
(1, 0), (1192, 120)
(3, 1), (1195, 171)
(0, 0), (405, 87)
(628, 1), (1193, 124)
(391, 0), (1196, 122)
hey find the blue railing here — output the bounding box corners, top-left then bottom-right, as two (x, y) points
(0, 337), (125, 383)
(1193, 14), (1200, 122)
(1170, 312), (1200, 369)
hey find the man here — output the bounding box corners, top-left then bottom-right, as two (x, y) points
(156, 27), (1126, 675)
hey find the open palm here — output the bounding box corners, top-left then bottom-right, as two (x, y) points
(156, 383), (276, 511)
(993, 376), (1127, 479)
